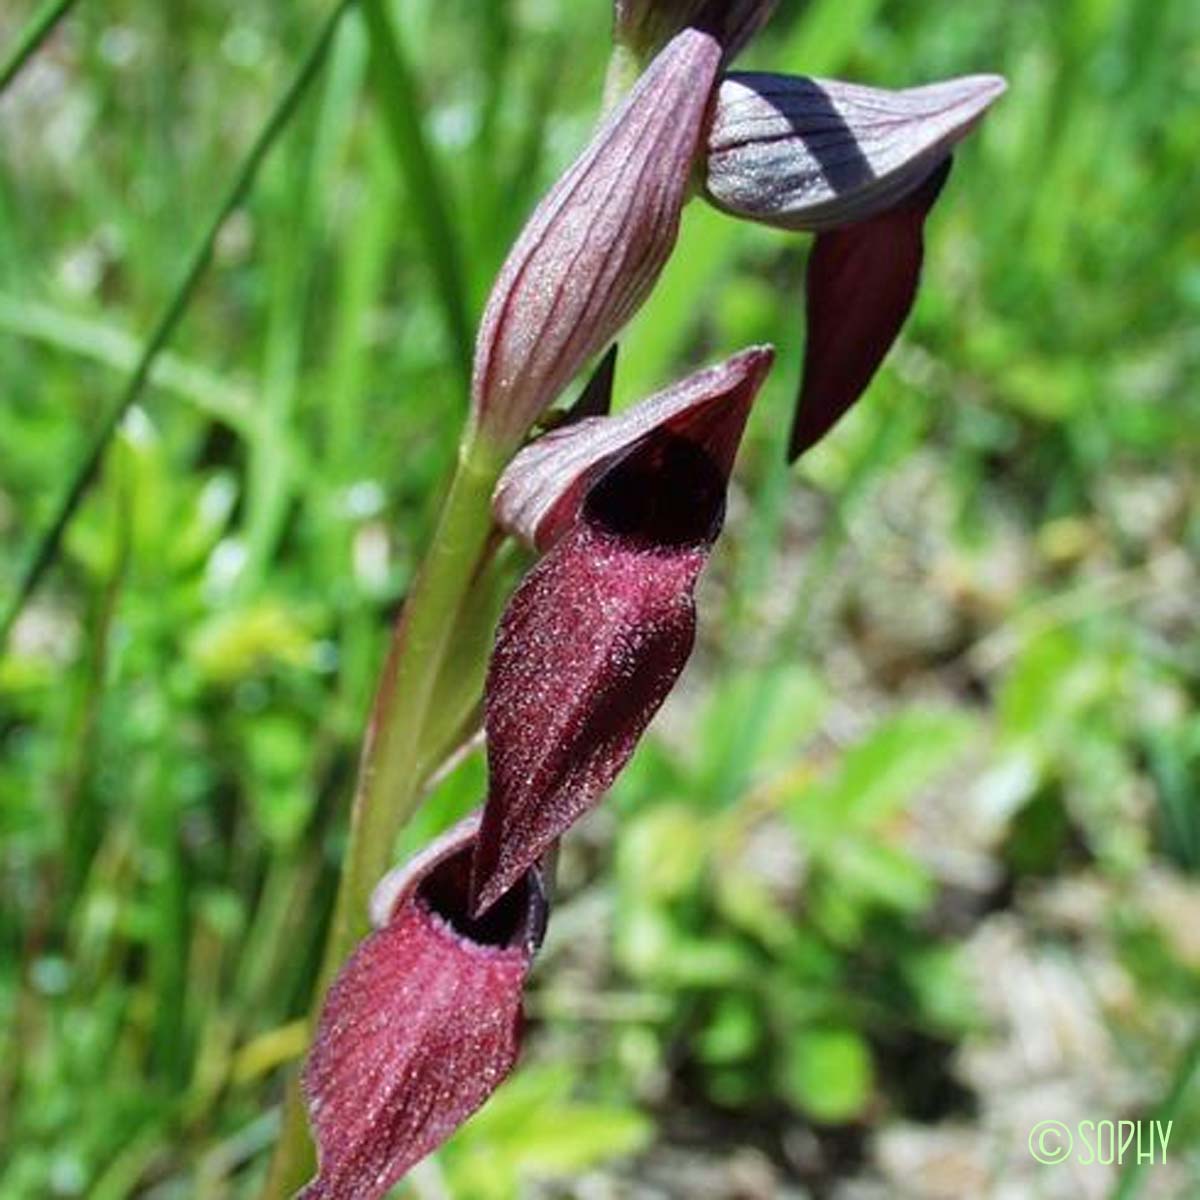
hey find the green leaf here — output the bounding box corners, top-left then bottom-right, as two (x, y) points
(793, 708), (975, 832)
(446, 1066), (652, 1197)
(778, 1028), (875, 1124)
(902, 945), (979, 1035)
(697, 994), (762, 1065)
(618, 805), (708, 903)
(695, 664), (827, 795)
(186, 601), (316, 684)
(833, 837), (935, 914)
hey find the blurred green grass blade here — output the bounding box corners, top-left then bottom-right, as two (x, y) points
(1114, 1027), (1200, 1200)
(0, 295), (258, 435)
(361, 0), (474, 388)
(241, 16), (372, 589)
(0, 0), (357, 653)
(324, 129), (396, 468)
(776, 0), (886, 73)
(0, 0), (80, 95)
(618, 203), (740, 399)
(477, 0), (514, 151)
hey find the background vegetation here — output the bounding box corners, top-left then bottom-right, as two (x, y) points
(1, 0), (1198, 1196)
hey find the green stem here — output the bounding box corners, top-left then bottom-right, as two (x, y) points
(261, 433), (504, 1197)
(328, 437), (503, 963)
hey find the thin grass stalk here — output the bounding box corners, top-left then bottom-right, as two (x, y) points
(0, 0), (80, 95)
(361, 0), (474, 386)
(0, 0), (358, 653)
(1113, 1027), (1200, 1200)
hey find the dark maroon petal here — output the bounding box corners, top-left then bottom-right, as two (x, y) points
(301, 817), (546, 1200)
(473, 418), (752, 914)
(470, 28), (722, 453)
(494, 346), (774, 551)
(563, 345), (618, 425)
(788, 158), (953, 462)
(614, 0), (776, 62)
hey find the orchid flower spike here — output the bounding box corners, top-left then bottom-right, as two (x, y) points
(470, 27), (723, 455)
(702, 72), (1006, 460)
(614, 0), (777, 63)
(301, 815), (549, 1199)
(471, 347), (774, 913)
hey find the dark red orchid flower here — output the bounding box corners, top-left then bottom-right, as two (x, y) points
(471, 347), (774, 914)
(703, 72), (1006, 460)
(294, 2), (1009, 1192)
(301, 816), (548, 1199)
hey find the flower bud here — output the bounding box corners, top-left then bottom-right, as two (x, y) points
(704, 72), (1006, 232)
(614, 0), (776, 62)
(302, 816), (548, 1199)
(471, 28), (722, 454)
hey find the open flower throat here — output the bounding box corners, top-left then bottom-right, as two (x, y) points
(300, 4), (1005, 1195)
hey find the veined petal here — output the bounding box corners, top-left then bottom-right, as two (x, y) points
(705, 72), (1005, 232)
(472, 351), (770, 912)
(470, 28), (722, 453)
(789, 159), (951, 461)
(494, 346), (774, 551)
(614, 0), (777, 62)
(301, 816), (547, 1200)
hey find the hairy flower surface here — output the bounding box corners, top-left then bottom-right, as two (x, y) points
(302, 817), (547, 1199)
(470, 28), (722, 453)
(471, 349), (773, 913)
(494, 347), (772, 551)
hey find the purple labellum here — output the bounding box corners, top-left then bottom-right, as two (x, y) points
(614, 0), (777, 62)
(470, 28), (722, 453)
(494, 346), (774, 552)
(472, 350), (772, 914)
(704, 72), (1006, 232)
(789, 159), (952, 461)
(301, 816), (547, 1200)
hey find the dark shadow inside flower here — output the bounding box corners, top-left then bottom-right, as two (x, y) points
(493, 345), (772, 551)
(419, 843), (548, 954)
(585, 432), (727, 548)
